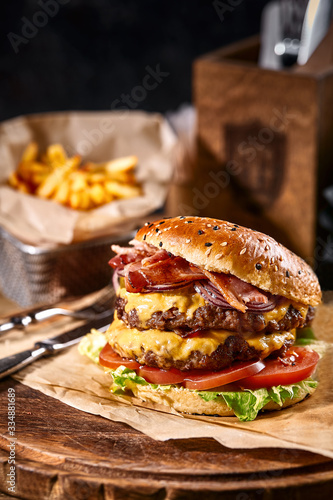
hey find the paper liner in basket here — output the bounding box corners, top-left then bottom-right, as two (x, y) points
(0, 110), (176, 246)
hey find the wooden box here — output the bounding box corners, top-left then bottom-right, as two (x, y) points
(191, 35), (333, 262)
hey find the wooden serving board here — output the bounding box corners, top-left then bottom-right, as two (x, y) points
(0, 378), (333, 500)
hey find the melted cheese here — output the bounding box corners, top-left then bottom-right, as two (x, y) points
(118, 285), (206, 326)
(118, 287), (308, 327)
(107, 317), (296, 362)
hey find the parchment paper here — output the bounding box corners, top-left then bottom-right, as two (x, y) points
(1, 291), (332, 458)
(0, 111), (176, 246)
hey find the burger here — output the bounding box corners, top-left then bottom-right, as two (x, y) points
(79, 216), (322, 421)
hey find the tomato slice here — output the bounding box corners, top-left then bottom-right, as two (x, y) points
(239, 347), (319, 390)
(139, 366), (186, 385)
(183, 360), (265, 390)
(99, 343), (140, 370)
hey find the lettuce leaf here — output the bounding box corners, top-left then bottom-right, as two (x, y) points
(198, 379), (318, 421)
(79, 330), (318, 422)
(78, 329), (107, 363)
(106, 366), (318, 422)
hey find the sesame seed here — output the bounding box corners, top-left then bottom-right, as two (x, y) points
(159, 242), (163, 247)
(234, 224), (239, 228)
(186, 239), (191, 243)
(159, 221), (165, 225)
(231, 227), (237, 231)
(279, 256), (283, 261)
(143, 234), (146, 240)
(155, 228), (159, 233)
(286, 270), (290, 278)
(145, 222), (150, 226)
(167, 252), (172, 257)
(205, 242), (213, 247)
(186, 221), (193, 224)
(213, 226), (220, 230)
(221, 242), (228, 247)
(179, 216), (186, 219)
(298, 270), (302, 275)
(198, 230), (204, 235)
(274, 265), (278, 271)
(255, 263), (262, 270)
(240, 248), (246, 255)
(207, 224), (212, 227)
(265, 245), (270, 251)
(215, 253), (223, 259)
(148, 223), (154, 228)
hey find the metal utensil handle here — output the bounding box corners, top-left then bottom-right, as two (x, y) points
(0, 308), (47, 333)
(0, 347), (47, 380)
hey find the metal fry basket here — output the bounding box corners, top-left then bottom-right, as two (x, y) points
(0, 226), (134, 307)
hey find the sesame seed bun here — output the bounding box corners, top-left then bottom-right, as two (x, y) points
(135, 216), (321, 307)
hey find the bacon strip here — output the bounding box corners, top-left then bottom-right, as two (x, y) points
(126, 256), (205, 293)
(201, 270), (247, 313)
(109, 244), (271, 311)
(201, 269), (269, 313)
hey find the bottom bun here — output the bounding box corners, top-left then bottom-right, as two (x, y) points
(128, 383), (314, 418)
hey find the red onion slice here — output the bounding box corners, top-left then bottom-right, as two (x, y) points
(195, 281), (279, 312)
(112, 270), (120, 291)
(145, 282), (190, 292)
(194, 282), (234, 308)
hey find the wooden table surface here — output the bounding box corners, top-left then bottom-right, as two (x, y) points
(0, 291), (333, 500)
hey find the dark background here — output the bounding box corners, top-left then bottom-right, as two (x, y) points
(2, 0), (332, 288)
(1, 0), (269, 120)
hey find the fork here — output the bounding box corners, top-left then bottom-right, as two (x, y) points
(0, 287), (115, 334)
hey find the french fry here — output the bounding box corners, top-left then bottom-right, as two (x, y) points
(68, 191), (82, 210)
(89, 183), (107, 205)
(9, 143), (141, 210)
(45, 144), (67, 167)
(105, 180), (141, 199)
(69, 171), (88, 192)
(52, 178), (70, 204)
(8, 172), (30, 193)
(37, 164), (72, 198)
(104, 155), (137, 174)
(21, 142), (38, 162)
(77, 191), (92, 210)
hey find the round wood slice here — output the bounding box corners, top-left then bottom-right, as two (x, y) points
(0, 379), (333, 500)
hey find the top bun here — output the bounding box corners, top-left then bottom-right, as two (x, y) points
(135, 216), (321, 306)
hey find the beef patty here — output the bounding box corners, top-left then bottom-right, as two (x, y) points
(107, 317), (296, 371)
(116, 297), (314, 336)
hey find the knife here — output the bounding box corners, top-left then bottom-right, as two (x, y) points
(297, 0), (333, 65)
(0, 312), (113, 381)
